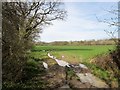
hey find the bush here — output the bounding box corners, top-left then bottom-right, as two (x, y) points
(22, 58), (40, 82)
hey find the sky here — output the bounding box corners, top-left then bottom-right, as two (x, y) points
(40, 2), (118, 42)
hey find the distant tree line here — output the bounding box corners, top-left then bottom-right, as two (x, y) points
(36, 39), (116, 46)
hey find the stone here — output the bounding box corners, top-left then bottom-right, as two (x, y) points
(79, 64), (88, 69)
(76, 73), (109, 88)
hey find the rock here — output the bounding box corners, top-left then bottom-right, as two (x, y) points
(43, 62), (48, 69)
(76, 73), (109, 88)
(69, 79), (95, 88)
(79, 64), (88, 69)
(72, 64), (90, 73)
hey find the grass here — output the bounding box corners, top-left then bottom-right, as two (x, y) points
(30, 45), (115, 63)
(83, 62), (110, 80)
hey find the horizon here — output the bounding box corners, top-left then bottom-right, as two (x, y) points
(39, 2), (118, 42)
(38, 38), (116, 43)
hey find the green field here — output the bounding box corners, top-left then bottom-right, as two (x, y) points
(31, 45), (115, 64)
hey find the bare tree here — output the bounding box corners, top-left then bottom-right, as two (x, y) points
(96, 8), (119, 44)
(2, 1), (67, 83)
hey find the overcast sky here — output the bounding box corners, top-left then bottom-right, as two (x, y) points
(40, 2), (117, 42)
